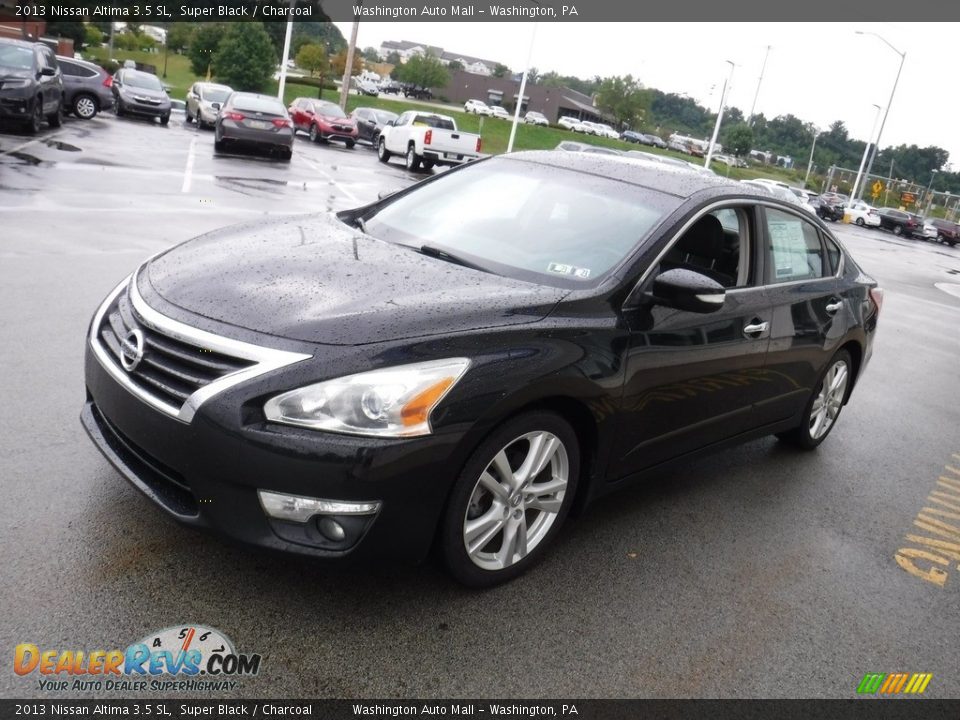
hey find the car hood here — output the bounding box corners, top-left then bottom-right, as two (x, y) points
(142, 213), (567, 346)
(124, 86), (167, 100)
(0, 69), (31, 81)
(320, 114), (354, 124)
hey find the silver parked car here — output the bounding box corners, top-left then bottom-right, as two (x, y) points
(112, 68), (171, 124)
(214, 92), (294, 162)
(56, 55), (114, 120)
(185, 81), (233, 129)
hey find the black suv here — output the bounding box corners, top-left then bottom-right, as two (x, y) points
(877, 207), (920, 237)
(0, 38), (63, 133)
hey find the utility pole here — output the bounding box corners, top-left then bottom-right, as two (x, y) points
(804, 129), (820, 187)
(705, 60), (735, 170)
(507, 22), (538, 153)
(276, 0), (295, 102)
(849, 104), (882, 206)
(747, 45), (770, 125)
(339, 20), (360, 110)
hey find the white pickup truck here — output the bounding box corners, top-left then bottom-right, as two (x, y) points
(377, 111), (482, 171)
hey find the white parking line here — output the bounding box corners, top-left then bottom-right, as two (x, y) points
(0, 131), (64, 157)
(181, 135), (197, 193)
(296, 151), (362, 204)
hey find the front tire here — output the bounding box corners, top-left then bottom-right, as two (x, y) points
(377, 137), (391, 163)
(405, 144), (421, 171)
(160, 113), (170, 126)
(893, 225), (903, 236)
(47, 103), (63, 128)
(309, 124), (318, 143)
(440, 411), (580, 587)
(855, 218), (865, 226)
(73, 93), (98, 120)
(777, 349), (852, 450)
(346, 140), (355, 149)
(27, 97), (43, 134)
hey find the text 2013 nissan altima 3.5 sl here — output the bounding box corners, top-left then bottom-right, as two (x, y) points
(81, 152), (881, 587)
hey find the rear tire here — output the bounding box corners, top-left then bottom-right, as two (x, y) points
(893, 225), (903, 236)
(115, 101), (125, 117)
(377, 137), (391, 163)
(405, 144), (420, 171)
(777, 349), (852, 450)
(73, 93), (98, 120)
(855, 218), (865, 226)
(279, 148), (292, 163)
(440, 411), (580, 587)
(422, 159), (436, 171)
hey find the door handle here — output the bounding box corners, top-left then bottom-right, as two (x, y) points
(743, 321), (768, 336)
(825, 300), (843, 315)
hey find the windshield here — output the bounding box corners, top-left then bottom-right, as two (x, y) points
(362, 157), (675, 287)
(316, 102), (346, 118)
(203, 88), (231, 103)
(374, 110), (397, 124)
(124, 71), (163, 90)
(0, 45), (33, 70)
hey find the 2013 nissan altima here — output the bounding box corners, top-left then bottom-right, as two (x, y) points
(81, 152), (881, 586)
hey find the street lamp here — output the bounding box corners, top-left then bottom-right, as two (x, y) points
(922, 169), (939, 213)
(855, 30), (906, 202)
(704, 60), (735, 170)
(747, 45), (771, 126)
(804, 127), (820, 187)
(849, 104), (882, 206)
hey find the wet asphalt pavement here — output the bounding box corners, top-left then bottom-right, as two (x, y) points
(1, 111), (959, 700)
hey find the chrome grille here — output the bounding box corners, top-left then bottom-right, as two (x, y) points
(90, 274), (311, 423)
(99, 291), (254, 410)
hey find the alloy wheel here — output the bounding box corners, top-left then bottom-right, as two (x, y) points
(462, 431), (569, 571)
(75, 95), (97, 119)
(809, 359), (848, 440)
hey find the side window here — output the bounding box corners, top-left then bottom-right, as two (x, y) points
(765, 207), (828, 283)
(823, 235), (842, 274)
(660, 206), (754, 289)
(59, 61), (80, 77)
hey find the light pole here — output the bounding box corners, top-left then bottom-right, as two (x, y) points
(747, 45), (770, 125)
(922, 169), (938, 213)
(849, 104), (882, 206)
(855, 30), (906, 202)
(704, 60), (735, 170)
(507, 21), (538, 154)
(804, 127), (820, 187)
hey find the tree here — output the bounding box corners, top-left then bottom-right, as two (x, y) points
(595, 75), (650, 129)
(84, 25), (103, 48)
(188, 23), (224, 76)
(724, 123), (754, 157)
(395, 53), (449, 89)
(296, 43), (328, 80)
(46, 21), (87, 50)
(361, 46), (380, 62)
(385, 50), (402, 66)
(492, 63), (511, 78)
(166, 23), (193, 53)
(330, 49), (363, 78)
(212, 22), (276, 92)
(447, 59), (464, 71)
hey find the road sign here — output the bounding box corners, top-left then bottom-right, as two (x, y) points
(872, 180), (883, 195)
(901, 191), (917, 206)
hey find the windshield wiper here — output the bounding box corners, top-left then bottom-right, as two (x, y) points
(418, 244), (488, 273)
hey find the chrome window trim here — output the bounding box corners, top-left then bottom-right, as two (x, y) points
(89, 272), (311, 424)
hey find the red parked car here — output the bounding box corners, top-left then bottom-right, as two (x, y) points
(288, 97), (358, 148)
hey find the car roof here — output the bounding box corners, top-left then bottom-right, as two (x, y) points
(506, 151), (745, 198)
(56, 55), (102, 71)
(0, 38), (36, 49)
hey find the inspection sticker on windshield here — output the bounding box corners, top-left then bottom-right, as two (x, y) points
(548, 262), (591, 279)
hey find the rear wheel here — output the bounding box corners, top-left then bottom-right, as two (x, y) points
(405, 144), (420, 171)
(309, 124), (318, 143)
(855, 218), (865, 226)
(777, 349), (852, 450)
(440, 411), (580, 587)
(73, 93), (98, 120)
(422, 159), (436, 171)
(377, 137), (391, 163)
(893, 225), (902, 235)
(115, 100), (125, 117)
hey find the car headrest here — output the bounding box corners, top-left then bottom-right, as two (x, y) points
(677, 215), (725, 259)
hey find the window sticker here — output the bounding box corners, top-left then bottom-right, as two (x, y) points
(547, 263), (591, 279)
(768, 219), (808, 278)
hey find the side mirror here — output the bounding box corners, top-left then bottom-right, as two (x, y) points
(211, 102), (221, 111)
(40, 67), (57, 77)
(650, 268), (726, 314)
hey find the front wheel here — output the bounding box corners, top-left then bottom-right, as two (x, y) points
(405, 145), (420, 171)
(309, 124), (318, 143)
(346, 140), (355, 149)
(777, 349), (852, 450)
(855, 218), (865, 226)
(440, 411), (580, 587)
(160, 113), (170, 126)
(377, 137), (391, 162)
(893, 225), (903, 236)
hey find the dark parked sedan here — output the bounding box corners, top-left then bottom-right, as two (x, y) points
(113, 68), (171, 124)
(57, 55), (114, 119)
(214, 92), (294, 161)
(81, 153), (881, 587)
(0, 38), (63, 133)
(350, 106), (398, 144)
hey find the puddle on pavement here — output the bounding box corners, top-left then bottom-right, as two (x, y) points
(2, 151), (44, 166)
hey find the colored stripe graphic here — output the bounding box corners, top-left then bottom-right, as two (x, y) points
(858, 672), (932, 695)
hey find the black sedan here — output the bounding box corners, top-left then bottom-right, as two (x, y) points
(350, 106), (398, 145)
(81, 153), (881, 587)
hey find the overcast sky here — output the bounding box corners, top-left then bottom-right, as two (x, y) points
(333, 21), (957, 167)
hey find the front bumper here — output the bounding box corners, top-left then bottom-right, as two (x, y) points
(82, 324), (461, 563)
(119, 95), (170, 117)
(0, 88), (34, 120)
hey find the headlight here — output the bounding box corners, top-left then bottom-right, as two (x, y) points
(263, 358), (470, 437)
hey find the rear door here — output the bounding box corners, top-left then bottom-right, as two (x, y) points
(755, 205), (845, 424)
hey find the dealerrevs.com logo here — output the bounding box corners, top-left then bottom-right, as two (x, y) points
(14, 625), (262, 693)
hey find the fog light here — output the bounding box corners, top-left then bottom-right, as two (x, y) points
(258, 490), (380, 523)
(317, 517), (346, 542)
